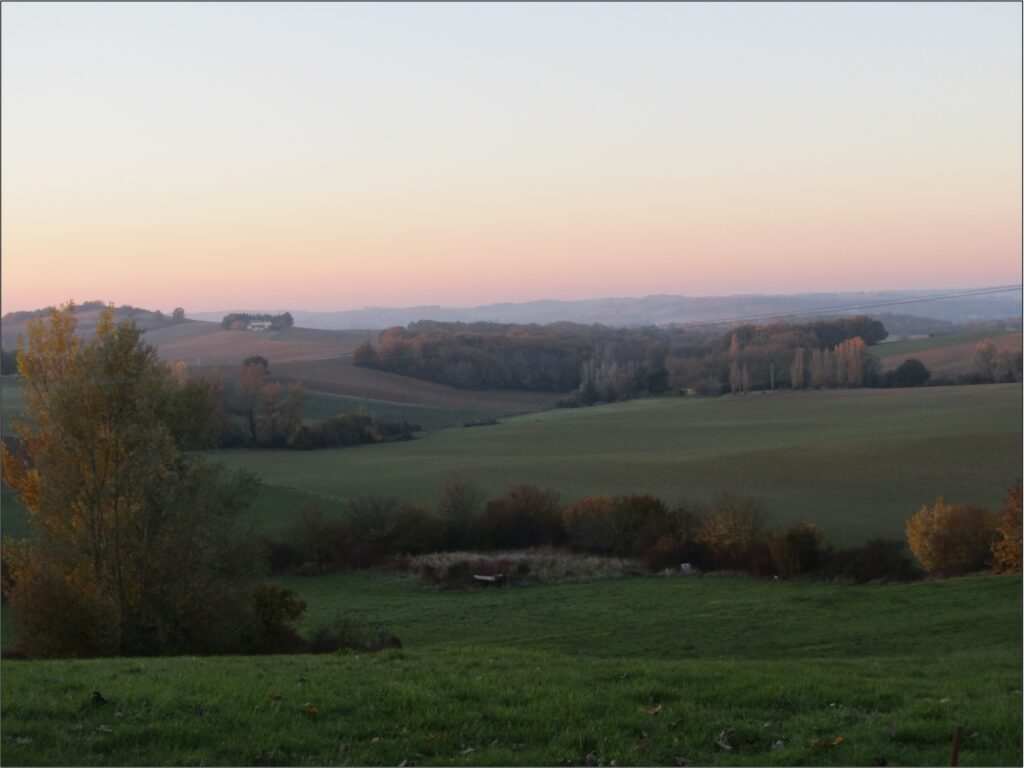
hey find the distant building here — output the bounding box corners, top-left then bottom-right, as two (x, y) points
(248, 320), (272, 331)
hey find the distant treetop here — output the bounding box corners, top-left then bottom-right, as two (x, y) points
(221, 312), (294, 331)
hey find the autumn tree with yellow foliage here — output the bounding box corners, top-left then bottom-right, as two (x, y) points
(1, 304), (298, 657)
(992, 483), (1022, 573)
(904, 498), (998, 577)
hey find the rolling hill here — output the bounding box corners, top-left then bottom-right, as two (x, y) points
(188, 288), (1024, 329)
(150, 326), (376, 367)
(207, 384), (1022, 545)
(876, 330), (1022, 376)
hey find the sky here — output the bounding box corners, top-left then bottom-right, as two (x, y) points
(2, 2), (1021, 314)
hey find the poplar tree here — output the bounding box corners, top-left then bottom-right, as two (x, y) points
(790, 347), (806, 389)
(728, 333), (741, 394)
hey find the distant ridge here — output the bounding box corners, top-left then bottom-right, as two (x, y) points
(188, 289), (1022, 330)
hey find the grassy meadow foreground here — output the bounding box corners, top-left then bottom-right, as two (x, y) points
(211, 384), (1022, 544)
(2, 574), (1020, 766)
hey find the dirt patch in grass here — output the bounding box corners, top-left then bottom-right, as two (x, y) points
(389, 548), (642, 588)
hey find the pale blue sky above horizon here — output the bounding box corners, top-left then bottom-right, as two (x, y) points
(2, 2), (1020, 313)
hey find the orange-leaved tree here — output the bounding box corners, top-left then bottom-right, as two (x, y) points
(905, 498), (998, 577)
(992, 483), (1022, 573)
(1, 303), (296, 657)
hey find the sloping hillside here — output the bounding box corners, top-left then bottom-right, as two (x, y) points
(273, 357), (559, 413)
(211, 384), (1023, 545)
(2, 304), (192, 349)
(877, 330), (1022, 376)
(152, 327), (376, 366)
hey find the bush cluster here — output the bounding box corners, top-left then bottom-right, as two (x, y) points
(273, 484), (568, 571)
(905, 489), (1022, 577)
(268, 482), (937, 584)
(993, 484), (1022, 573)
(290, 413), (421, 450)
(816, 540), (920, 584)
(563, 494), (671, 557)
(905, 499), (996, 576)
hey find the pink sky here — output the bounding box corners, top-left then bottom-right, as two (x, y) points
(2, 3), (1021, 313)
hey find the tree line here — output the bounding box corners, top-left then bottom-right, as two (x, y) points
(352, 316), (891, 401)
(269, 477), (1021, 584)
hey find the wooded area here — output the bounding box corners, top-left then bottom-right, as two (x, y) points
(353, 316), (890, 400)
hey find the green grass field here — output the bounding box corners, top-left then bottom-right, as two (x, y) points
(3, 385), (1020, 544)
(2, 375), (497, 435)
(300, 389), (500, 430)
(2, 574), (1020, 766)
(0, 377), (499, 539)
(210, 385), (1022, 546)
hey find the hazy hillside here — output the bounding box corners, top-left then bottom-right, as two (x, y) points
(151, 327), (376, 366)
(877, 330), (1022, 376)
(1, 302), (202, 350)
(189, 289), (1023, 330)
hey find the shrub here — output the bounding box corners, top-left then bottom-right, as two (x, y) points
(886, 358), (930, 387)
(345, 497), (442, 567)
(390, 504), (444, 556)
(696, 494), (770, 571)
(352, 341), (378, 367)
(992, 483), (1022, 573)
(818, 539), (920, 583)
(251, 582), (307, 654)
(616, 494), (672, 557)
(290, 413), (419, 450)
(905, 498), (998, 576)
(642, 534), (708, 573)
(481, 485), (565, 549)
(265, 539), (305, 573)
(4, 554), (119, 657)
(563, 494), (671, 557)
(437, 478), (487, 550)
(563, 496), (619, 554)
(281, 505), (349, 572)
(770, 523), (824, 578)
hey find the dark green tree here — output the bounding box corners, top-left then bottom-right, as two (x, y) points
(887, 358), (931, 387)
